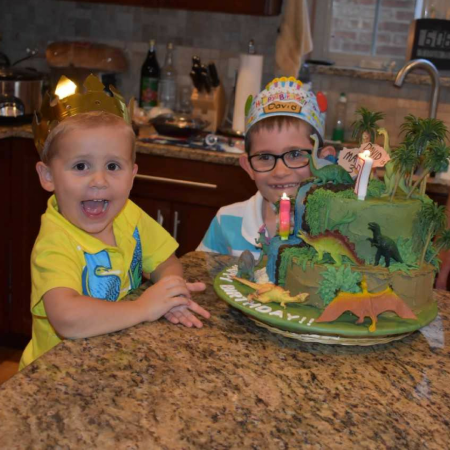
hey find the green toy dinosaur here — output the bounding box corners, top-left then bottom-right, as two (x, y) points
(255, 226), (270, 256)
(306, 135), (354, 185)
(377, 128), (408, 197)
(298, 230), (363, 266)
(367, 222), (403, 267)
(233, 277), (309, 308)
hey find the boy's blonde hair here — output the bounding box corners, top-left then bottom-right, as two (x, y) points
(244, 116), (313, 154)
(41, 111), (136, 165)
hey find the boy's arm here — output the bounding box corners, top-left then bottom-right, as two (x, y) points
(44, 253), (208, 338)
(43, 276), (193, 339)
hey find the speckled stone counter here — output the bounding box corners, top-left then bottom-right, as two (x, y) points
(1, 252), (449, 449)
(0, 123), (242, 166)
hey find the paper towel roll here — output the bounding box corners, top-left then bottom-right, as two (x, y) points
(232, 53), (264, 134)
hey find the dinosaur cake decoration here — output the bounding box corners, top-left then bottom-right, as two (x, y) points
(215, 105), (450, 340)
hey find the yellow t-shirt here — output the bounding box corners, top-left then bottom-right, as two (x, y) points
(19, 195), (178, 370)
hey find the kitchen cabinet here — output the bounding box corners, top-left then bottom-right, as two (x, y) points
(68, 0), (282, 16)
(130, 152), (257, 256)
(1, 138), (50, 346)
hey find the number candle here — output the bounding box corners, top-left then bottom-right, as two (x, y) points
(354, 150), (374, 201)
(279, 192), (291, 240)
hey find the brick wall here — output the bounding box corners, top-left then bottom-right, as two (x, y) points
(330, 0), (415, 57)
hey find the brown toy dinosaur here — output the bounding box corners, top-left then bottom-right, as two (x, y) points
(232, 276), (309, 308)
(316, 277), (417, 332)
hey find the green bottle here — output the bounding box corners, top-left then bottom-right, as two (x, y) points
(140, 40), (160, 109)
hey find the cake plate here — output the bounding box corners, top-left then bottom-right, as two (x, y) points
(214, 265), (438, 345)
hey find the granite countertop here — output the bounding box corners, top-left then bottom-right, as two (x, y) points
(0, 123), (242, 167)
(0, 252), (449, 449)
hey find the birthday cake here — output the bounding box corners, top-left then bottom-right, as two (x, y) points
(214, 79), (449, 340)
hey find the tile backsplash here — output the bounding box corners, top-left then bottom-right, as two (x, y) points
(0, 0), (279, 102)
(1, 0), (449, 144)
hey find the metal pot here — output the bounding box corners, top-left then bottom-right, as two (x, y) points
(0, 67), (44, 121)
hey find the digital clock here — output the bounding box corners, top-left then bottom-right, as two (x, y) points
(407, 19), (450, 70)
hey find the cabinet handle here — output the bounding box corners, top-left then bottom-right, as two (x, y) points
(156, 209), (164, 226)
(173, 211), (181, 241)
(135, 174), (217, 190)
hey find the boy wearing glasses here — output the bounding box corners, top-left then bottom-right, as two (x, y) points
(197, 77), (336, 257)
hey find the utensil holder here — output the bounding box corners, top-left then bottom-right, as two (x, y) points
(190, 84), (226, 133)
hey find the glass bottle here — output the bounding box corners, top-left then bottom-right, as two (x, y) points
(332, 92), (347, 142)
(139, 39), (160, 110)
(158, 43), (177, 111)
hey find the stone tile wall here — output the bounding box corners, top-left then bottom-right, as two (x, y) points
(0, 0), (279, 103)
(312, 73), (450, 145)
(0, 0), (448, 142)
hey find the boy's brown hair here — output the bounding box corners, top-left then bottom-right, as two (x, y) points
(244, 116), (314, 154)
(41, 111), (136, 165)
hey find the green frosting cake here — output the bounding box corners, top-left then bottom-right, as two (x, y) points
(272, 181), (441, 336)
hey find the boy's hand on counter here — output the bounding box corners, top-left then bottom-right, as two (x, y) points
(165, 280), (209, 328)
(140, 276), (209, 326)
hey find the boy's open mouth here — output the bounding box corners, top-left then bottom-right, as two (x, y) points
(81, 199), (109, 216)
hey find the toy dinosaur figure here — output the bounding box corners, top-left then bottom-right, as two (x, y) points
(316, 277), (417, 332)
(233, 276), (309, 308)
(237, 250), (258, 281)
(377, 128), (408, 197)
(305, 135), (354, 185)
(367, 222), (403, 267)
(298, 230), (363, 266)
(255, 225), (270, 256)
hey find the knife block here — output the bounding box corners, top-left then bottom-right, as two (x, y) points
(190, 84), (226, 133)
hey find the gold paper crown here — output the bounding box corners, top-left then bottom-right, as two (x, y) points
(32, 74), (134, 155)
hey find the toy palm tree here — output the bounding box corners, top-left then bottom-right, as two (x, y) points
(401, 115), (447, 156)
(407, 141), (450, 199)
(427, 229), (450, 263)
(400, 115), (448, 190)
(413, 201), (447, 266)
(389, 143), (418, 201)
(351, 107), (385, 144)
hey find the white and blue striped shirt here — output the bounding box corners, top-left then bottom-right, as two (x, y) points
(197, 192), (264, 258)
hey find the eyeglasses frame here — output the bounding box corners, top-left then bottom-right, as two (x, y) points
(248, 148), (313, 173)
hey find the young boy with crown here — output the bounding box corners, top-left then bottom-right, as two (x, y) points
(19, 75), (210, 370)
(197, 77), (336, 257)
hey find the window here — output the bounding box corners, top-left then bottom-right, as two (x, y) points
(311, 0), (419, 67)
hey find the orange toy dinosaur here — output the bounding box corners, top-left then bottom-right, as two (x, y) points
(232, 276), (309, 308)
(316, 277), (417, 332)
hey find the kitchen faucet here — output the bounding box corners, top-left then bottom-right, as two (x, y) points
(394, 59), (440, 119)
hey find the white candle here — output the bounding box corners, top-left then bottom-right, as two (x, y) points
(354, 150), (373, 201)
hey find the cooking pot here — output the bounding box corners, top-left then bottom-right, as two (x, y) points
(0, 67), (44, 122)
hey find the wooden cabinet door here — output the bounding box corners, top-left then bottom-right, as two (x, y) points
(9, 139), (50, 342)
(0, 140), (11, 338)
(129, 191), (172, 233)
(170, 202), (217, 256)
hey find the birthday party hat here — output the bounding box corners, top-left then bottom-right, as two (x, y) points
(244, 76), (327, 142)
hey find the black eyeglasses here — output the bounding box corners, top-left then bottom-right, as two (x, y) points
(248, 149), (312, 173)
